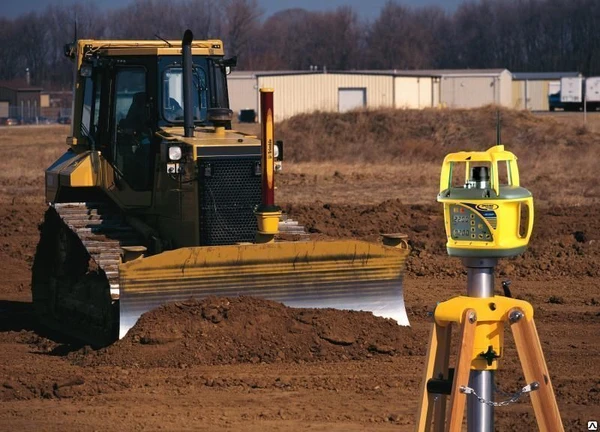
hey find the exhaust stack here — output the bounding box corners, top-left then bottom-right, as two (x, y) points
(182, 29), (194, 138)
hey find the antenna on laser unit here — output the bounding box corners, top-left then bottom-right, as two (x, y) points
(496, 109), (501, 145)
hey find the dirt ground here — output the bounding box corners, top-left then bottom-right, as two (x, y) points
(0, 113), (599, 431)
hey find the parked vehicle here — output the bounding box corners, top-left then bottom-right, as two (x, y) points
(549, 77), (600, 111)
(548, 92), (564, 111)
(37, 116), (54, 124)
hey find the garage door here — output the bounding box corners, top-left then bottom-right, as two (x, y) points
(338, 88), (366, 112)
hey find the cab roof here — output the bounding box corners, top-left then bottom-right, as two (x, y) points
(77, 39), (225, 57)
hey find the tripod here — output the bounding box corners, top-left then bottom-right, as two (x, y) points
(415, 258), (563, 432)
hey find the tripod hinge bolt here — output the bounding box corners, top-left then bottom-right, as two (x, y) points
(509, 309), (524, 323)
(468, 311), (477, 323)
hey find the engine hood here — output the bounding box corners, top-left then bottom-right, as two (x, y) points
(157, 126), (261, 148)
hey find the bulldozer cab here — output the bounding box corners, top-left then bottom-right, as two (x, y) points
(54, 38), (274, 251)
(69, 40), (232, 208)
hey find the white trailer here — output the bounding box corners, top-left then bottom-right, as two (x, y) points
(560, 77), (583, 103)
(585, 77), (600, 110)
(552, 77), (600, 111)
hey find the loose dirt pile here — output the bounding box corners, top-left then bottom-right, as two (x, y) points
(285, 200), (600, 280)
(73, 297), (423, 368)
(277, 106), (595, 163)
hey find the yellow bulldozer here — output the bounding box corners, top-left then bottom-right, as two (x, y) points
(32, 30), (410, 346)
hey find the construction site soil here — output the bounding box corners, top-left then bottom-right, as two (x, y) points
(1, 110), (599, 431)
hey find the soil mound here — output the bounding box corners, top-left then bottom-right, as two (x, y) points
(72, 297), (423, 368)
(278, 106), (596, 163)
(284, 198), (415, 240)
(285, 201), (600, 280)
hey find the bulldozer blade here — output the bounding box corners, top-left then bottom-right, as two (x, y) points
(118, 240), (410, 338)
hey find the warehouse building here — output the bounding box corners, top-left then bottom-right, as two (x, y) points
(229, 70), (442, 121)
(0, 80), (44, 119)
(511, 72), (581, 111)
(228, 69), (513, 121)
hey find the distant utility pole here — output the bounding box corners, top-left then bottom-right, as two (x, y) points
(583, 89), (587, 126)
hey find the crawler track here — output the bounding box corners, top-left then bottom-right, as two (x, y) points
(31, 202), (306, 346)
(32, 202), (143, 346)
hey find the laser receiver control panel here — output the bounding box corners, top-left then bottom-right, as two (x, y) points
(449, 204), (494, 241)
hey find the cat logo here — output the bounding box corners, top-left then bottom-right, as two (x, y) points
(476, 204), (499, 211)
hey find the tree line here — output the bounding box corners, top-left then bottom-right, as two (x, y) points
(1, 0), (598, 89)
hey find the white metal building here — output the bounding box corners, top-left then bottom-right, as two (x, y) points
(228, 69), (514, 121)
(227, 71), (259, 114)
(228, 70), (440, 121)
(227, 71), (318, 121)
(258, 72), (393, 121)
(229, 71), (402, 122)
(393, 75), (440, 109)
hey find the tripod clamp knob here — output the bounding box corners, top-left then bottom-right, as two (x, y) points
(479, 345), (500, 366)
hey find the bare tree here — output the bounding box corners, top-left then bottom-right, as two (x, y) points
(182, 0), (222, 40)
(0, 18), (22, 81)
(367, 1), (434, 69)
(253, 8), (314, 70)
(312, 7), (363, 70)
(14, 12), (48, 85)
(411, 6), (449, 69)
(107, 0), (185, 39)
(3, 0), (600, 88)
(220, 0), (263, 65)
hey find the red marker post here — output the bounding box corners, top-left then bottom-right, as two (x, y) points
(255, 88), (281, 241)
(260, 88), (275, 207)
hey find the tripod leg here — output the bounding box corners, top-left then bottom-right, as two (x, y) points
(446, 309), (477, 432)
(416, 322), (444, 431)
(510, 309), (564, 432)
(433, 325), (452, 432)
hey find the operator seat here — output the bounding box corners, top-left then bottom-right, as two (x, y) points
(121, 92), (148, 132)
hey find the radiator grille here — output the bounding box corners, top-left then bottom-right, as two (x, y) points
(198, 157), (261, 245)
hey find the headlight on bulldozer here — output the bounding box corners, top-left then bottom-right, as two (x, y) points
(168, 146), (182, 161)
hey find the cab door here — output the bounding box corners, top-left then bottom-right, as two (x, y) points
(105, 60), (156, 209)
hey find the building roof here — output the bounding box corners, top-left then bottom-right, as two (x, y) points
(0, 80), (43, 91)
(230, 69), (511, 79)
(512, 72), (581, 80)
(399, 69), (509, 77)
(229, 70), (319, 78)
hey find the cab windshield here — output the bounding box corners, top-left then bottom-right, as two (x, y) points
(162, 66), (208, 123)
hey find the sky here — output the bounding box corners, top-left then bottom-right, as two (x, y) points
(0, 0), (465, 20)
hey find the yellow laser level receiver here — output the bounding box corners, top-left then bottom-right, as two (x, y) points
(437, 145), (534, 258)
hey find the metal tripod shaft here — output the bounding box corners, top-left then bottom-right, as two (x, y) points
(464, 257), (497, 432)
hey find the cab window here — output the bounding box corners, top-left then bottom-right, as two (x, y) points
(162, 66), (207, 123)
(113, 67), (151, 191)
